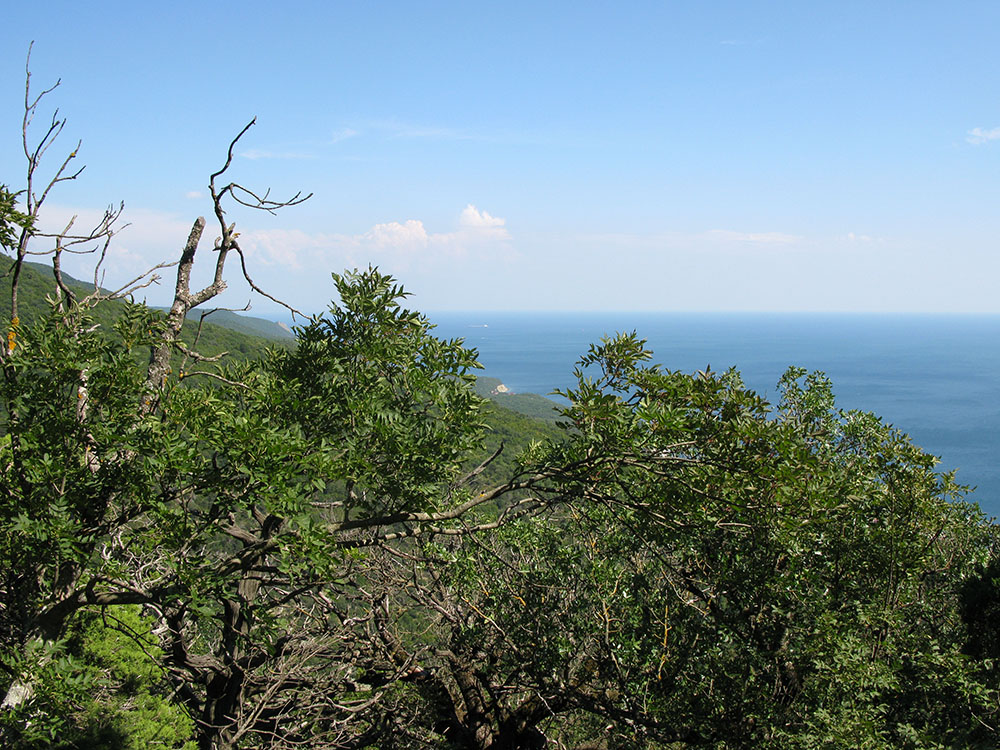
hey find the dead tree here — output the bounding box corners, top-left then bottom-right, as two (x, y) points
(0, 50), (308, 723)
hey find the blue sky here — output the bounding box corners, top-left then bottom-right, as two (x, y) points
(3, 1), (1000, 314)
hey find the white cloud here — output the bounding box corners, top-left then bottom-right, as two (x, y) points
(365, 219), (429, 251)
(185, 191), (203, 200)
(27, 203), (515, 311)
(244, 228), (319, 271)
(459, 204), (505, 229)
(847, 231), (873, 243)
(966, 127), (1000, 145)
(241, 205), (514, 272)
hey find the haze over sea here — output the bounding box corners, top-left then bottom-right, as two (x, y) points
(429, 312), (1000, 519)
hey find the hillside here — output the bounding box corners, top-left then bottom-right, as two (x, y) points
(1, 258), (571, 428)
(158, 307), (296, 342)
(5, 261), (997, 750)
(0, 257), (564, 465)
(0, 259), (289, 362)
(474, 375), (564, 422)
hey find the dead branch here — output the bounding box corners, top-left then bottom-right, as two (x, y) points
(94, 260), (177, 302)
(6, 46), (124, 325)
(171, 340), (227, 363)
(201, 119), (310, 319)
(178, 371), (250, 389)
(233, 244), (305, 318)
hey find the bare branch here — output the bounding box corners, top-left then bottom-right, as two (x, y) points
(210, 117), (257, 190)
(178, 370), (250, 389)
(198, 118), (311, 318)
(10, 46), (124, 322)
(51, 240), (74, 310)
(452, 443), (504, 492)
(233, 243), (305, 318)
(95, 260), (176, 302)
(172, 340), (227, 363)
(228, 184), (312, 214)
(199, 302), (252, 320)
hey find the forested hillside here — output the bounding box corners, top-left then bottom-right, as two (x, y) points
(1, 68), (999, 750)
(0, 258), (288, 362)
(474, 376), (564, 422)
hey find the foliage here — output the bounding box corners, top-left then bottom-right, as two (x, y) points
(962, 554), (1000, 661)
(0, 607), (195, 749)
(3, 228), (997, 750)
(0, 258), (288, 363)
(0, 186), (33, 254)
(270, 267), (486, 515)
(0, 249), (543, 748)
(474, 376), (564, 422)
(385, 339), (1000, 748)
(2, 65), (998, 750)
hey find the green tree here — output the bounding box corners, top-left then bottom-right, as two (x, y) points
(3, 55), (998, 750)
(0, 80), (576, 744)
(406, 339), (1000, 748)
(1, 606), (195, 749)
(0, 186), (33, 255)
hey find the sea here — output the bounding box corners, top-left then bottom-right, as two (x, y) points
(428, 312), (1000, 520)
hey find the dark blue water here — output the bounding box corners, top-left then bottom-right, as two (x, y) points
(429, 312), (1000, 519)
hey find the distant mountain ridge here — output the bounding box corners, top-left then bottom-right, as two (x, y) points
(1, 258), (565, 422)
(0, 258), (294, 366)
(0, 258), (295, 343)
(473, 375), (563, 422)
(207, 309), (295, 340)
(155, 307), (296, 341)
